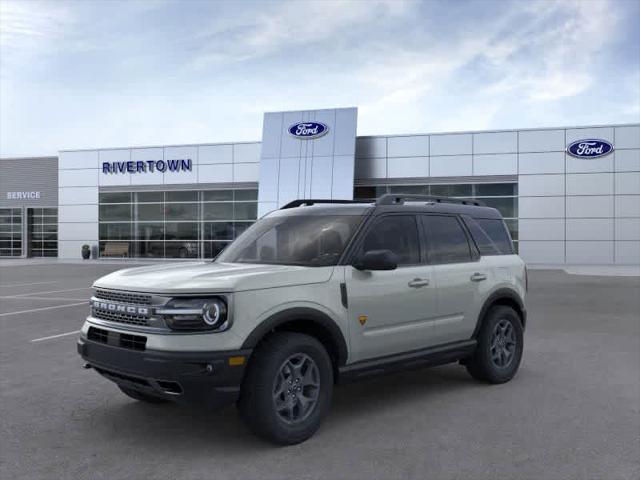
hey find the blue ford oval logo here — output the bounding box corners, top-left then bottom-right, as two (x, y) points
(567, 139), (614, 159)
(288, 122), (329, 139)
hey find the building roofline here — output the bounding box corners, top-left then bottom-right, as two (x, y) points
(0, 156), (58, 161)
(39, 122), (640, 155)
(355, 122), (640, 139)
(58, 140), (261, 154)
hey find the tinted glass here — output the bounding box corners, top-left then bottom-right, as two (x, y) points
(203, 203), (233, 220)
(203, 190), (233, 201)
(235, 203), (257, 220)
(475, 218), (514, 254)
(166, 191), (198, 202)
(422, 215), (472, 264)
(234, 189), (258, 201)
(99, 192), (132, 203)
(136, 192), (163, 202)
(99, 204), (131, 221)
(360, 216), (420, 265)
(475, 183), (517, 196)
(165, 203), (198, 221)
(479, 197), (517, 218)
(218, 215), (363, 267)
(135, 203), (164, 221)
(354, 186), (386, 200)
(388, 185), (428, 195)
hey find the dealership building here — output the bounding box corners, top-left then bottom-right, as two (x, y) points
(1, 107), (639, 264)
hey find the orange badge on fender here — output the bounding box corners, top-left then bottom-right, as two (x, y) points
(358, 315), (368, 326)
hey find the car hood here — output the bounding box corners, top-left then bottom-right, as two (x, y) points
(92, 262), (334, 294)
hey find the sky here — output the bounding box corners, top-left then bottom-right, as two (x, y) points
(0, 0), (638, 157)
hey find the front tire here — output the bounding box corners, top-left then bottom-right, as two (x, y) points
(466, 305), (523, 384)
(239, 332), (333, 445)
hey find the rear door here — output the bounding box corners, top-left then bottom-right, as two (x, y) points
(345, 214), (438, 362)
(420, 214), (488, 345)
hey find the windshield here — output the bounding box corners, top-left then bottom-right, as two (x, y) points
(217, 215), (364, 267)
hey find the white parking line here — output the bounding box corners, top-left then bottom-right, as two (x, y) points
(0, 296), (89, 301)
(8, 287), (92, 298)
(0, 281), (57, 288)
(0, 302), (88, 317)
(31, 330), (80, 342)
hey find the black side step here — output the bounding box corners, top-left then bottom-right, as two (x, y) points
(337, 340), (476, 384)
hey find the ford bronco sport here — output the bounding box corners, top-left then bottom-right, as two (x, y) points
(78, 194), (527, 444)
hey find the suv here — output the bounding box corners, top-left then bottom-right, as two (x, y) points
(78, 194), (527, 444)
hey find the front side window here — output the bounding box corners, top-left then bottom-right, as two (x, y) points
(422, 215), (472, 264)
(359, 215), (420, 265)
(217, 215), (364, 267)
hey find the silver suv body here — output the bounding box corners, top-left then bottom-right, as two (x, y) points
(78, 195), (527, 444)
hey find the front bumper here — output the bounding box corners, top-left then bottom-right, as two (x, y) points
(77, 337), (251, 408)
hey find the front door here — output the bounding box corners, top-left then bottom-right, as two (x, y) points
(346, 214), (438, 362)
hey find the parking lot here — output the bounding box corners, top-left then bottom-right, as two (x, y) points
(0, 261), (638, 480)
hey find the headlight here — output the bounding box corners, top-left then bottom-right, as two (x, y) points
(156, 297), (229, 332)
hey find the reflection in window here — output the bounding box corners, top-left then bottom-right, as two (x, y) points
(98, 189), (257, 259)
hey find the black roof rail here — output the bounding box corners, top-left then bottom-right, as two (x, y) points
(280, 199), (368, 209)
(376, 193), (486, 207)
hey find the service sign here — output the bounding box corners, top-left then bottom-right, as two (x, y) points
(288, 122), (329, 139)
(566, 139), (613, 159)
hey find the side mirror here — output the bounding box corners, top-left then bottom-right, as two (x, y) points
(353, 249), (398, 271)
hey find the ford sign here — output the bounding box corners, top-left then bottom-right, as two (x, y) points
(288, 122), (329, 139)
(567, 139), (614, 159)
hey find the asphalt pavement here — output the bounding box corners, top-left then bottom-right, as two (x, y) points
(0, 261), (638, 480)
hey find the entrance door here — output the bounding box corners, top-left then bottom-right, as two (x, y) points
(27, 208), (58, 257)
(346, 214), (438, 362)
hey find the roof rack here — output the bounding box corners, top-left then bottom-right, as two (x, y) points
(280, 199), (367, 209)
(375, 194), (485, 207)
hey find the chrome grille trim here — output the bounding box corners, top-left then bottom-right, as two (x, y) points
(91, 308), (149, 326)
(94, 289), (152, 305)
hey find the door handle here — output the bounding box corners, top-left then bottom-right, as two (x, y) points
(470, 272), (487, 282)
(408, 278), (430, 288)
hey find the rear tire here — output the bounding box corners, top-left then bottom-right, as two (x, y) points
(466, 305), (523, 384)
(239, 332), (333, 445)
(118, 385), (168, 404)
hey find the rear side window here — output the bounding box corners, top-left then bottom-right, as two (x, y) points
(421, 215), (472, 264)
(464, 216), (514, 255)
(360, 215), (420, 265)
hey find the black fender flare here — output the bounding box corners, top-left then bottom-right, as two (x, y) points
(472, 288), (526, 338)
(241, 307), (349, 366)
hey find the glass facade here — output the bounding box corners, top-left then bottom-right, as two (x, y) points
(28, 208), (58, 257)
(98, 189), (258, 259)
(354, 182), (518, 251)
(0, 208), (23, 257)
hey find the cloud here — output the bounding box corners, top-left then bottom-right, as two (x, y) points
(0, 0), (73, 68)
(190, 0), (409, 67)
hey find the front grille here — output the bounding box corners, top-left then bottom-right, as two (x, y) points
(94, 289), (152, 305)
(92, 308), (149, 326)
(120, 333), (147, 351)
(87, 326), (147, 351)
(87, 326), (108, 343)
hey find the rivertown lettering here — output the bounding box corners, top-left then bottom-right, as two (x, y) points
(102, 159), (192, 174)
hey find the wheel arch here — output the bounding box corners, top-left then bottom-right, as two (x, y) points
(241, 307), (349, 371)
(472, 288), (526, 338)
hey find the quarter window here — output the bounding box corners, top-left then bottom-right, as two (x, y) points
(360, 216), (420, 265)
(464, 217), (514, 255)
(422, 215), (472, 264)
